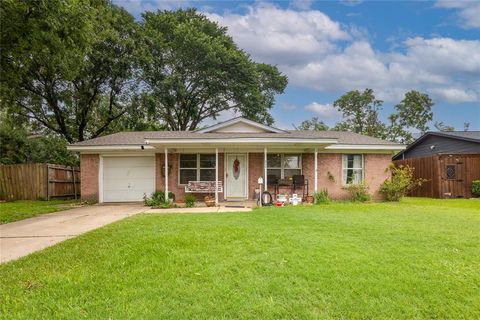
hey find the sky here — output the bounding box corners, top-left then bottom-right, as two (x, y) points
(113, 0), (480, 131)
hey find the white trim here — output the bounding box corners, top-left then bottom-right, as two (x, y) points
(264, 148), (267, 189)
(165, 148), (169, 202)
(145, 138), (338, 145)
(314, 148), (318, 194)
(68, 145), (154, 151)
(341, 154), (364, 186)
(326, 144), (405, 150)
(196, 117), (286, 133)
(215, 148), (218, 205)
(98, 155), (104, 203)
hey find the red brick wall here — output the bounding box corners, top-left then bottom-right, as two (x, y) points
(156, 153), (225, 202)
(152, 152), (391, 202)
(80, 154), (99, 202)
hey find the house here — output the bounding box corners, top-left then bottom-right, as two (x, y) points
(67, 117), (405, 203)
(393, 131), (480, 198)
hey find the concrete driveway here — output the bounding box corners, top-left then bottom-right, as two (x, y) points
(0, 203), (145, 264)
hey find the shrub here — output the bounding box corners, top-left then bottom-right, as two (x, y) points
(144, 191), (175, 207)
(380, 164), (426, 201)
(472, 180), (480, 197)
(184, 194), (196, 208)
(345, 183), (370, 202)
(314, 189), (330, 204)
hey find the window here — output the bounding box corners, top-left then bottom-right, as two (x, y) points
(267, 154), (302, 180)
(446, 165), (456, 180)
(342, 154), (363, 185)
(179, 154), (216, 184)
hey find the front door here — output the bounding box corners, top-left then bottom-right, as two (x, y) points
(441, 156), (466, 198)
(226, 154), (247, 199)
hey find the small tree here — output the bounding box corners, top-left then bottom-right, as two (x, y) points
(380, 164), (426, 201)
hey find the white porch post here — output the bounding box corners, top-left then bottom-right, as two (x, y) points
(164, 148), (169, 202)
(264, 147), (268, 188)
(314, 147), (318, 194)
(215, 148), (219, 206)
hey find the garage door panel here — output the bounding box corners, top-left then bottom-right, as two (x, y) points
(103, 167), (154, 179)
(102, 156), (155, 202)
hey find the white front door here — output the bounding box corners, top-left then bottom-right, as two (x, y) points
(226, 154), (247, 199)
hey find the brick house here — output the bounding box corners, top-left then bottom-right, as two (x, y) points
(68, 117), (405, 204)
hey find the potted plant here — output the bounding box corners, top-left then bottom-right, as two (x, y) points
(306, 194), (314, 204)
(204, 193), (216, 207)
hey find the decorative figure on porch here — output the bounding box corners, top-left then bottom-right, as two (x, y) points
(233, 157), (240, 180)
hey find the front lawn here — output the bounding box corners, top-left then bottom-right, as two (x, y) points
(0, 200), (81, 224)
(1, 198), (479, 319)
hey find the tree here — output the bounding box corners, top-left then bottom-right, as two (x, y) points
(434, 121), (455, 132)
(138, 9), (287, 131)
(387, 90), (434, 143)
(295, 117), (329, 131)
(0, 0), (139, 142)
(332, 89), (386, 138)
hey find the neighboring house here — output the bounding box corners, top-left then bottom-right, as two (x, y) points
(68, 117), (405, 203)
(393, 131), (480, 198)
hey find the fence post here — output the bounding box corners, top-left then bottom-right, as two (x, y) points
(72, 166), (77, 199)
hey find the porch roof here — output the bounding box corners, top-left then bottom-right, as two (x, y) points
(67, 130), (405, 153)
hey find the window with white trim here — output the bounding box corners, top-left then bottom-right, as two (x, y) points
(179, 154), (216, 184)
(267, 154), (302, 180)
(342, 154), (363, 185)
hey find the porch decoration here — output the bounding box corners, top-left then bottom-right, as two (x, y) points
(204, 195), (216, 207)
(233, 157), (240, 180)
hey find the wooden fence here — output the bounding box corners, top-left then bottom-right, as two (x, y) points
(0, 163), (80, 201)
(394, 154), (480, 198)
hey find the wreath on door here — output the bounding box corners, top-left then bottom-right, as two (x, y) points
(233, 157), (240, 180)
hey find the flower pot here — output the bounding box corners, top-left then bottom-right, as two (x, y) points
(306, 195), (314, 204)
(204, 196), (216, 207)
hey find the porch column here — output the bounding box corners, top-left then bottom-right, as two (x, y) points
(314, 147), (318, 194)
(164, 148), (168, 202)
(215, 148), (219, 206)
(264, 147), (268, 188)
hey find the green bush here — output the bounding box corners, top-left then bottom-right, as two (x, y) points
(184, 194), (196, 208)
(380, 164), (426, 201)
(345, 183), (370, 202)
(144, 191), (175, 207)
(314, 189), (330, 204)
(472, 180), (480, 196)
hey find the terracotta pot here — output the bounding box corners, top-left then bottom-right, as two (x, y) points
(204, 196), (216, 207)
(306, 195), (314, 204)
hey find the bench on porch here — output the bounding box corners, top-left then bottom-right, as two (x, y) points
(185, 181), (223, 193)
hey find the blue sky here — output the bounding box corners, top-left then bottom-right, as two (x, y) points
(114, 0), (480, 131)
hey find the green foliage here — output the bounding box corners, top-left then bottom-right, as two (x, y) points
(471, 180), (480, 196)
(314, 189), (330, 204)
(345, 183), (371, 202)
(331, 89), (434, 143)
(144, 191), (176, 208)
(333, 89), (386, 138)
(138, 9), (287, 130)
(380, 164), (426, 201)
(184, 194), (196, 208)
(0, 121), (78, 166)
(296, 117), (329, 131)
(0, 0), (140, 142)
(0, 200), (80, 224)
(387, 91), (433, 143)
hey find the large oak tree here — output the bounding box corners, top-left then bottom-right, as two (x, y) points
(0, 0), (138, 142)
(138, 9), (288, 130)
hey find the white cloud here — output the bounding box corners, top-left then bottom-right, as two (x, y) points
(436, 0), (480, 29)
(290, 0), (313, 10)
(305, 102), (342, 119)
(208, 3), (480, 103)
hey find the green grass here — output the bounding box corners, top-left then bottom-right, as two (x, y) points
(1, 198), (479, 319)
(0, 200), (81, 224)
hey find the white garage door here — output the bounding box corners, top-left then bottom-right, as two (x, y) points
(102, 156), (155, 202)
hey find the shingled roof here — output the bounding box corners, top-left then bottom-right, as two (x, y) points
(70, 130), (402, 147)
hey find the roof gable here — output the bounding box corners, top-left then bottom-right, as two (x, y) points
(195, 117), (286, 134)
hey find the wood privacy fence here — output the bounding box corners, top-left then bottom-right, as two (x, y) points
(393, 154), (480, 198)
(0, 164), (80, 201)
